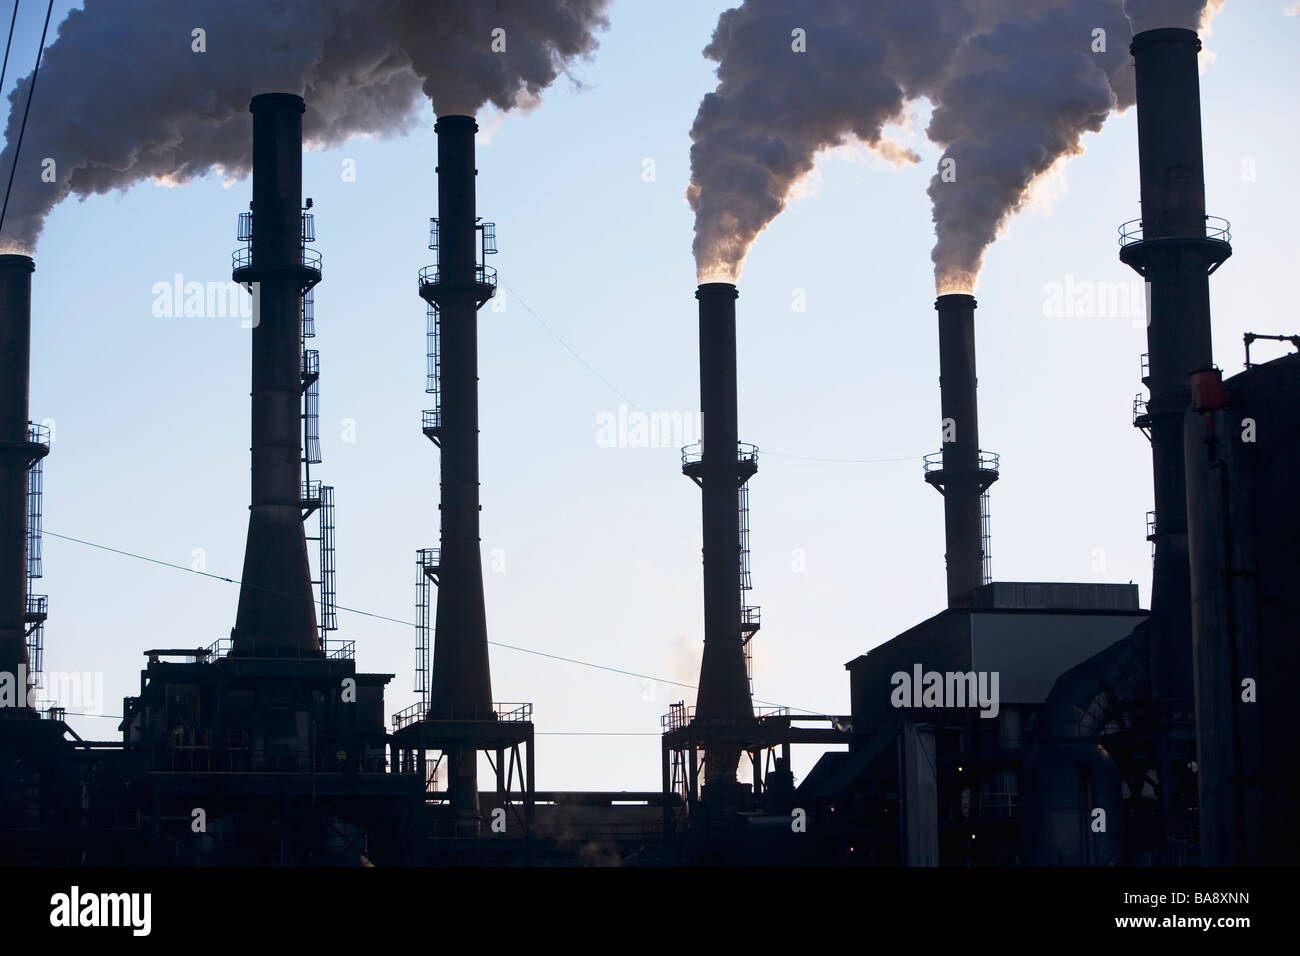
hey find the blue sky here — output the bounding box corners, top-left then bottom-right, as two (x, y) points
(7, 0), (1299, 789)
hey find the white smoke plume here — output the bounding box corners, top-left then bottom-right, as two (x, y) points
(688, 0), (1225, 290)
(926, 0), (1135, 294)
(687, 0), (977, 283)
(0, 0), (609, 253)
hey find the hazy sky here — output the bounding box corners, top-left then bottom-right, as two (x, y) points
(7, 0), (1298, 790)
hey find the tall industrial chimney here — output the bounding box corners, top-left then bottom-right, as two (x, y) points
(419, 115), (497, 815)
(925, 293), (997, 607)
(1119, 28), (1231, 708)
(0, 255), (44, 714)
(688, 282), (756, 798)
(230, 93), (322, 659)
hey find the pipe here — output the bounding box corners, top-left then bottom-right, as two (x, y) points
(422, 115), (494, 818)
(0, 254), (40, 713)
(1184, 368), (1260, 864)
(1020, 623), (1149, 865)
(934, 293), (989, 606)
(230, 93), (321, 659)
(692, 282), (754, 794)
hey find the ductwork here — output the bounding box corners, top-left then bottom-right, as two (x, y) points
(1020, 622), (1149, 865)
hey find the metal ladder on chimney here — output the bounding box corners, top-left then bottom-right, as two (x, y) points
(738, 481), (761, 694)
(422, 302), (441, 445)
(25, 424), (47, 689)
(980, 489), (993, 586)
(414, 548), (440, 709)
(299, 288), (337, 646)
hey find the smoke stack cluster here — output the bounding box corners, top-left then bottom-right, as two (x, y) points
(230, 94), (321, 659)
(0, 0), (609, 253)
(686, 0), (1221, 290)
(0, 255), (43, 713)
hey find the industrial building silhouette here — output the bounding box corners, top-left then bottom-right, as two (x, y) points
(1, 27), (1296, 867)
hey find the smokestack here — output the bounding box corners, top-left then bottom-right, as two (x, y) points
(927, 293), (997, 607)
(0, 255), (43, 713)
(689, 282), (755, 796)
(420, 115), (495, 816)
(1119, 28), (1230, 707)
(230, 93), (321, 659)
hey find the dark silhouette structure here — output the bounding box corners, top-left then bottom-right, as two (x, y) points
(687, 282), (757, 796)
(390, 113), (536, 842)
(230, 93), (323, 659)
(2, 25), (1294, 870)
(1186, 355), (1300, 865)
(0, 254), (44, 714)
(924, 293), (999, 606)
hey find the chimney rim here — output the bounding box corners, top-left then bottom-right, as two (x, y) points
(696, 281), (738, 300)
(0, 253), (34, 271)
(935, 292), (976, 310)
(434, 114), (479, 132)
(249, 92), (306, 114)
(1130, 27), (1201, 54)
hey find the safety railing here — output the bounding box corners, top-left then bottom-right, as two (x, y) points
(417, 263), (497, 290)
(681, 441), (760, 468)
(422, 409), (440, 432)
(325, 639), (354, 661)
(199, 635), (351, 661)
(301, 479), (322, 506)
(25, 593), (47, 620)
(741, 605), (761, 632)
(232, 245), (322, 272)
(26, 421), (50, 447)
(923, 449), (1000, 475)
(1132, 394), (1150, 426)
(1118, 214), (1231, 247)
(392, 700), (533, 731)
(661, 704), (695, 732)
(237, 211), (314, 242)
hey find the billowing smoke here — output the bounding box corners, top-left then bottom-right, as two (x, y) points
(686, 0), (976, 284)
(926, 1), (1135, 294)
(1124, 0), (1225, 33)
(688, 0), (1224, 290)
(0, 0), (608, 253)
